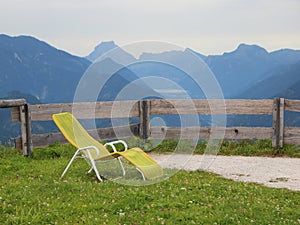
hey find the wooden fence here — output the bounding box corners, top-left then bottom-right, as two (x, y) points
(0, 99), (32, 155)
(7, 98), (300, 155)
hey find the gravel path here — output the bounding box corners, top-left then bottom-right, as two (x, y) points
(150, 154), (300, 191)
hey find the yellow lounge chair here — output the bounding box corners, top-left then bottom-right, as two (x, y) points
(52, 112), (163, 181)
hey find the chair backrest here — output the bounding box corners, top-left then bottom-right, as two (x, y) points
(52, 112), (109, 158)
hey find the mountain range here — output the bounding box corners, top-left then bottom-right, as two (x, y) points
(0, 35), (156, 103)
(0, 34), (90, 103)
(1, 34), (300, 103)
(86, 40), (300, 99)
(1, 34), (300, 143)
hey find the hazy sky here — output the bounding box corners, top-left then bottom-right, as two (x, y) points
(1, 0), (299, 56)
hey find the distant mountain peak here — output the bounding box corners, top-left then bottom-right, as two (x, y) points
(0, 34), (43, 47)
(86, 41), (136, 63)
(220, 43), (269, 59)
(237, 43), (260, 48)
(86, 41), (118, 62)
(94, 40), (117, 51)
(0, 34), (81, 59)
(235, 43), (268, 53)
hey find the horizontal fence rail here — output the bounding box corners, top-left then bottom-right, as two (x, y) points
(150, 99), (274, 115)
(12, 101), (140, 121)
(0, 99), (27, 108)
(285, 99), (300, 112)
(15, 124), (140, 149)
(150, 126), (274, 140)
(8, 98), (300, 154)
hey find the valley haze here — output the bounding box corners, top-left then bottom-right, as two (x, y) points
(0, 34), (300, 143)
(1, 34), (300, 103)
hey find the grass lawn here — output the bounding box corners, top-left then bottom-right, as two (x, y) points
(0, 144), (300, 224)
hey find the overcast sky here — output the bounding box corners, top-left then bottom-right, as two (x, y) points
(1, 0), (299, 56)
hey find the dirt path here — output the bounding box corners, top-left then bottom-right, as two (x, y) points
(150, 154), (300, 191)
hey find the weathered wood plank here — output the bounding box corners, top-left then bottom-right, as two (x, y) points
(224, 127), (273, 139)
(151, 126), (273, 140)
(279, 98), (284, 147)
(94, 123), (139, 140)
(13, 104), (33, 155)
(15, 137), (22, 150)
(30, 101), (140, 121)
(285, 99), (300, 112)
(30, 124), (140, 148)
(29, 99), (274, 121)
(0, 99), (26, 108)
(31, 132), (69, 148)
(151, 126), (201, 139)
(150, 99), (273, 115)
(24, 104), (33, 155)
(272, 98), (280, 147)
(283, 127), (300, 145)
(11, 107), (21, 122)
(139, 100), (150, 140)
(19, 105), (27, 154)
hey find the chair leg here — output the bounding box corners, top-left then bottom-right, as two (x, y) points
(136, 168), (146, 180)
(86, 150), (103, 182)
(60, 149), (81, 179)
(105, 142), (126, 177)
(117, 158), (126, 176)
(87, 167), (93, 174)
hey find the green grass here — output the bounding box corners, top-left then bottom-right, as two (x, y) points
(0, 145), (300, 224)
(30, 138), (300, 158)
(149, 138), (300, 157)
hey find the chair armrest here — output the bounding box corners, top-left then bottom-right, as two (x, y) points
(104, 140), (128, 152)
(78, 146), (100, 158)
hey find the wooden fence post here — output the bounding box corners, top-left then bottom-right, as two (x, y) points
(279, 98), (284, 148)
(272, 98), (284, 148)
(4, 99), (33, 156)
(24, 104), (33, 155)
(139, 100), (150, 140)
(19, 105), (27, 154)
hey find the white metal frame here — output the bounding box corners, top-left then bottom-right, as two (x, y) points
(60, 141), (126, 182)
(60, 140), (146, 181)
(60, 145), (103, 181)
(104, 140), (127, 177)
(105, 140), (145, 180)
